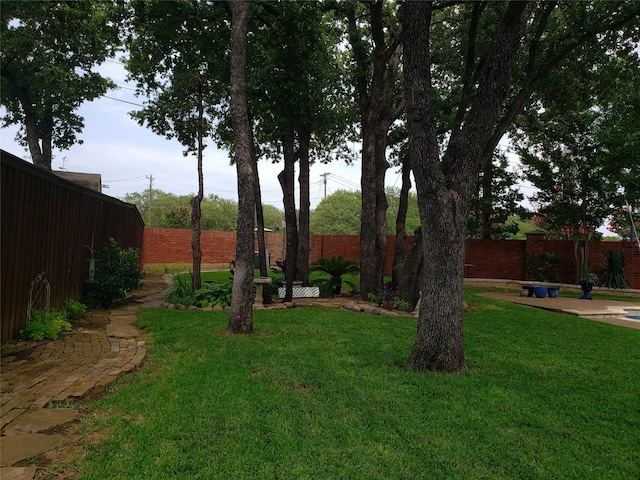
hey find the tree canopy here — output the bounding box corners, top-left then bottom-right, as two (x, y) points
(310, 188), (420, 236)
(513, 19), (640, 264)
(1, 0), (122, 169)
(122, 189), (284, 232)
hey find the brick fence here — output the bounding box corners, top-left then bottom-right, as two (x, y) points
(142, 227), (640, 289)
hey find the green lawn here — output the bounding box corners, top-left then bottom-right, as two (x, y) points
(197, 269), (360, 287)
(80, 294), (640, 479)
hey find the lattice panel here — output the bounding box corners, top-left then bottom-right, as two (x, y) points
(278, 287), (320, 298)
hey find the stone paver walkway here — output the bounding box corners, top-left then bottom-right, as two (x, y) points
(0, 273), (168, 479)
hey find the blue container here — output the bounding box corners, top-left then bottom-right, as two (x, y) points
(548, 287), (559, 298)
(533, 286), (548, 298)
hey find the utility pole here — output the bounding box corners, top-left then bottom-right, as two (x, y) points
(320, 172), (330, 200)
(147, 174), (153, 226)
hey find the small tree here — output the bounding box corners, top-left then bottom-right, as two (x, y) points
(468, 151), (526, 239)
(518, 109), (613, 273)
(84, 239), (143, 308)
(126, 0), (229, 292)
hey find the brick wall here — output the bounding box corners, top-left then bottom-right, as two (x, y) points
(142, 228), (237, 265)
(469, 237), (639, 288)
(465, 239), (526, 280)
(142, 227), (640, 289)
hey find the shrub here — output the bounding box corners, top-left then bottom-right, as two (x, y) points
(268, 274), (284, 296)
(396, 299), (411, 311)
(311, 278), (336, 298)
(194, 282), (233, 308)
(600, 250), (630, 289)
(310, 256), (359, 295)
(523, 251), (560, 282)
(84, 238), (144, 308)
(166, 273), (196, 306)
(63, 299), (87, 321)
(20, 309), (71, 341)
(368, 293), (382, 305)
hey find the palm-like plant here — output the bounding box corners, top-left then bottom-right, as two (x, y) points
(310, 256), (359, 295)
(600, 250), (630, 289)
(576, 263), (599, 285)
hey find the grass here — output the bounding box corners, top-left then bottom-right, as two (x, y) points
(144, 263), (192, 273)
(197, 269), (360, 286)
(79, 294), (640, 479)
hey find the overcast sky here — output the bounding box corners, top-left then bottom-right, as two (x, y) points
(0, 60), (413, 211)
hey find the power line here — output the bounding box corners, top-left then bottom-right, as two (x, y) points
(113, 81), (137, 92)
(330, 176), (360, 191)
(330, 173), (360, 189)
(103, 95), (144, 107)
(153, 175), (195, 190)
(104, 175), (148, 182)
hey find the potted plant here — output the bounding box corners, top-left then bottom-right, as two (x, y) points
(576, 263), (599, 300)
(381, 282), (396, 309)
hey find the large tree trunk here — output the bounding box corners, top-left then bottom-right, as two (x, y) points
(359, 121), (385, 298)
(191, 87), (205, 292)
(190, 193), (202, 291)
(401, 1), (534, 372)
(397, 226), (423, 310)
(296, 129), (311, 286)
(253, 144), (272, 304)
(227, 0), (254, 334)
(247, 110), (272, 304)
(480, 153), (494, 239)
(348, 1), (401, 300)
(278, 127), (298, 302)
(409, 189), (469, 373)
(42, 109), (53, 169)
(23, 107), (47, 169)
(403, 7), (468, 368)
(392, 155), (411, 287)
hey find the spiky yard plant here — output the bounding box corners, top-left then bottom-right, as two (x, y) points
(310, 256), (359, 295)
(600, 250), (630, 289)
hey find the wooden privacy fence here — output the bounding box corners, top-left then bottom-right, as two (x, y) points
(1, 150), (144, 342)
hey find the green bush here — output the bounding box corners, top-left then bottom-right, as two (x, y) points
(84, 239), (144, 308)
(396, 299), (411, 311)
(20, 309), (71, 341)
(310, 256), (359, 295)
(600, 250), (630, 289)
(64, 298), (87, 321)
(165, 272), (196, 306)
(311, 278), (336, 298)
(368, 293), (382, 305)
(524, 251), (560, 282)
(194, 282), (233, 308)
(268, 274), (284, 296)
